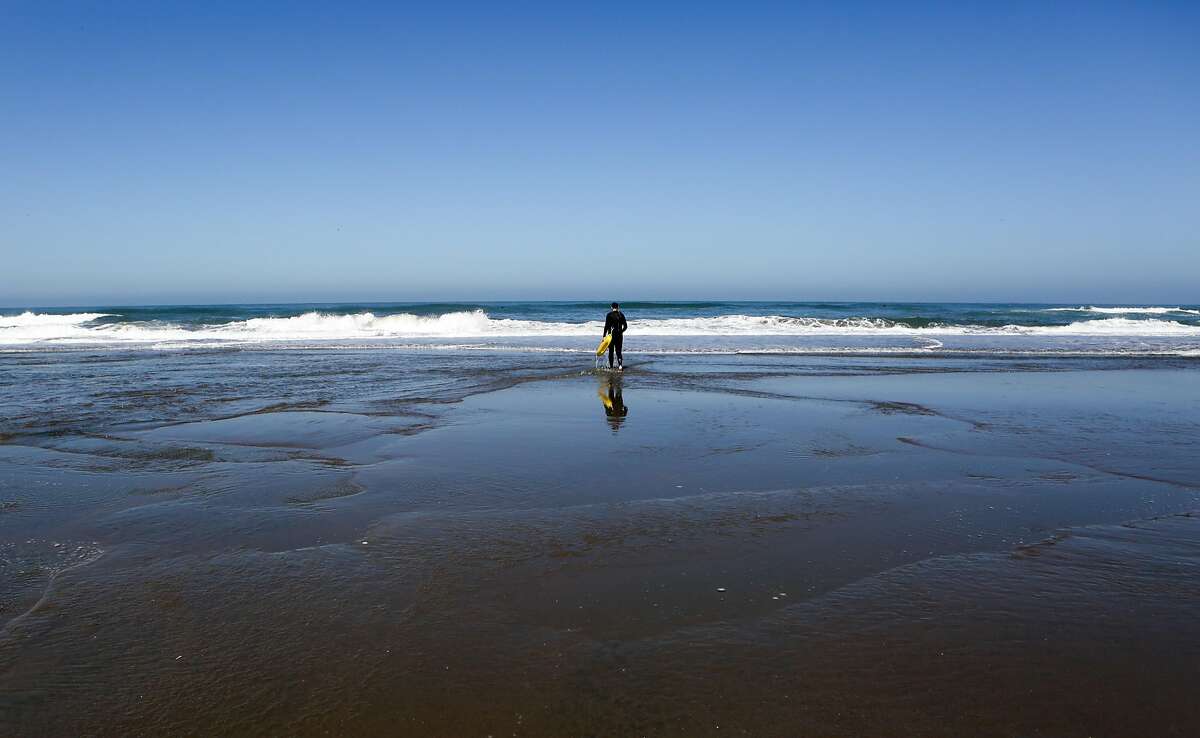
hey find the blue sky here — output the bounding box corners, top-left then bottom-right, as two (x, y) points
(2, 1), (1197, 305)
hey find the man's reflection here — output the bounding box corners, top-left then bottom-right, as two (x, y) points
(597, 375), (629, 432)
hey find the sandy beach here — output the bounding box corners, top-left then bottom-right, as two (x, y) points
(2, 349), (1198, 736)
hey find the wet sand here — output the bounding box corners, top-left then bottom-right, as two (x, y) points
(2, 356), (1199, 736)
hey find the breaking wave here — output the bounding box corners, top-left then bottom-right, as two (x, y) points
(1044, 306), (1200, 315)
(4, 310), (1200, 346)
(0, 311), (112, 327)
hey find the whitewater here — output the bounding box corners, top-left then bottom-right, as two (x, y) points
(3, 304), (1200, 355)
(5, 309), (1200, 340)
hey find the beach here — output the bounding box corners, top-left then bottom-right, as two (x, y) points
(7, 0), (1198, 730)
(2, 305), (1200, 736)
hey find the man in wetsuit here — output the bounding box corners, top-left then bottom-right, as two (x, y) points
(603, 302), (628, 370)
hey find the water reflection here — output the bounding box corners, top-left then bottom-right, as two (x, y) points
(597, 374), (629, 432)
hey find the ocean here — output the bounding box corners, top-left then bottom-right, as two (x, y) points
(4, 301), (1200, 355)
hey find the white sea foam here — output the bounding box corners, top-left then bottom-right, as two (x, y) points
(998, 317), (1200, 336)
(1044, 306), (1200, 315)
(0, 311), (111, 327)
(3, 310), (1200, 346)
(0, 312), (114, 342)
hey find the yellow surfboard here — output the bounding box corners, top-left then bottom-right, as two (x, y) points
(595, 333), (613, 356)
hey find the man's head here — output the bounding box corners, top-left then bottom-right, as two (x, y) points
(611, 302), (619, 310)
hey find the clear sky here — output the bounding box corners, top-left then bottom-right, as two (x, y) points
(2, 1), (1197, 306)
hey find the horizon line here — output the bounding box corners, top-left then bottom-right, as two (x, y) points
(3, 299), (1196, 311)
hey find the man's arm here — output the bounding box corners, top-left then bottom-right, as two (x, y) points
(603, 314), (614, 336)
(619, 313), (628, 332)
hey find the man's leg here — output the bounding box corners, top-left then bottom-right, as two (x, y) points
(615, 335), (623, 369)
(607, 340), (615, 368)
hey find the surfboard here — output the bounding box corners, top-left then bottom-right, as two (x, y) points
(595, 334), (613, 356)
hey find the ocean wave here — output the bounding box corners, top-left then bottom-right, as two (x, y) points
(4, 310), (1200, 345)
(1044, 306), (1200, 315)
(7, 312), (1200, 352)
(0, 311), (112, 327)
(987, 317), (1200, 336)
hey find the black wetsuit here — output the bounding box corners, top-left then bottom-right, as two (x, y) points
(603, 310), (627, 367)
